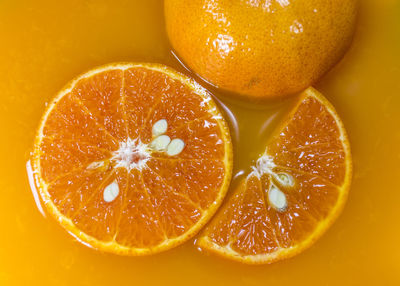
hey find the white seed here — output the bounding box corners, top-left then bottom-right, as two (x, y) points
(103, 181), (119, 203)
(268, 184), (287, 211)
(167, 138), (185, 156)
(152, 119), (168, 137)
(275, 173), (294, 187)
(150, 135), (171, 151)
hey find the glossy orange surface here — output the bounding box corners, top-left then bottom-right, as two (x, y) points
(32, 63), (232, 255)
(165, 0), (358, 98)
(0, 0), (399, 285)
(198, 89), (352, 264)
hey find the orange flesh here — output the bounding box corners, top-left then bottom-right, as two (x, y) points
(1, 0), (400, 285)
(33, 65), (232, 252)
(198, 91), (351, 262)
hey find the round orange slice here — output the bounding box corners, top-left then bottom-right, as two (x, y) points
(31, 63), (233, 255)
(196, 87), (352, 264)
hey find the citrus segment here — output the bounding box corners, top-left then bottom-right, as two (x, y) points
(146, 158), (226, 210)
(152, 116), (226, 160)
(141, 167), (202, 237)
(267, 95), (347, 185)
(48, 167), (115, 221)
(71, 69), (127, 141)
(196, 88), (352, 264)
(137, 81), (212, 143)
(114, 169), (165, 248)
(71, 168), (127, 241)
(39, 137), (111, 183)
(123, 67), (175, 139)
(32, 63), (233, 255)
(41, 92), (118, 150)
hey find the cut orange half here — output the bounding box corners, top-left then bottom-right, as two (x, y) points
(31, 63), (233, 255)
(196, 87), (352, 264)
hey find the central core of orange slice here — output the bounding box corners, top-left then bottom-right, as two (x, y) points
(250, 154), (292, 211)
(111, 138), (150, 171)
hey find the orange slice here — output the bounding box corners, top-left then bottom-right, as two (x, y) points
(31, 63), (233, 255)
(196, 87), (352, 264)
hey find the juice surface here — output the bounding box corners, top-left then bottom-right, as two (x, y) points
(0, 0), (399, 285)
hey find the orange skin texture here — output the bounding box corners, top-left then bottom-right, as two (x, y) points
(165, 0), (358, 99)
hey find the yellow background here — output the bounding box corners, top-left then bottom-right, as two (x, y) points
(0, 0), (399, 285)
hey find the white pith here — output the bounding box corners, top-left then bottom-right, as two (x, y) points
(250, 153), (276, 179)
(249, 152), (292, 212)
(111, 138), (151, 172)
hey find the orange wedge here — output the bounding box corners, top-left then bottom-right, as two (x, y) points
(31, 63), (233, 255)
(196, 87), (352, 264)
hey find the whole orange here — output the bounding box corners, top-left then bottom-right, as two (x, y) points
(165, 0), (358, 99)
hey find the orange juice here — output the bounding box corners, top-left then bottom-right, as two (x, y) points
(0, 0), (399, 285)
